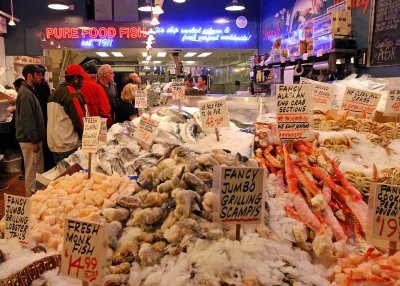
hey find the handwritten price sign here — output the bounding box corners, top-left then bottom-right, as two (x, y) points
(4, 194), (31, 245)
(340, 87), (381, 118)
(61, 218), (106, 283)
(172, 79), (185, 99)
(384, 89), (400, 114)
(198, 98), (230, 129)
(82, 117), (101, 153)
(133, 116), (159, 148)
(300, 77), (334, 112)
(98, 118), (107, 146)
(135, 90), (148, 109)
(371, 184), (400, 241)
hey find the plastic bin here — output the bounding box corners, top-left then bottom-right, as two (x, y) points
(1, 155), (22, 173)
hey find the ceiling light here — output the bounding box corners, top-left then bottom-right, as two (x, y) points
(8, 18), (15, 26)
(146, 39), (153, 45)
(150, 16), (160, 26)
(143, 60), (149, 64)
(157, 52), (166, 57)
(153, 61), (161, 64)
(184, 61), (195, 64)
(148, 28), (155, 35)
(146, 56), (151, 60)
(146, 43), (152, 48)
(138, 0), (152, 12)
(148, 34), (155, 41)
(48, 0), (69, 10)
(96, 52), (110, 57)
(198, 52), (212, 57)
(8, 0), (16, 26)
(152, 4), (164, 15)
(111, 52), (124, 57)
(142, 52), (148, 57)
(173, 0), (186, 2)
(184, 52), (197, 57)
(225, 0), (245, 11)
(214, 18), (230, 24)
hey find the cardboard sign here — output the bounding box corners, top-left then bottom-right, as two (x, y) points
(4, 194), (31, 244)
(135, 90), (148, 109)
(276, 84), (311, 141)
(340, 87), (382, 117)
(370, 184), (399, 242)
(171, 79), (185, 99)
(61, 218), (106, 283)
(384, 89), (400, 114)
(98, 118), (107, 146)
(299, 78), (334, 112)
(198, 97), (230, 129)
(133, 115), (159, 148)
(214, 167), (265, 224)
(82, 117), (101, 153)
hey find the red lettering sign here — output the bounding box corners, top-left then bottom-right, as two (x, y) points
(45, 26), (147, 40)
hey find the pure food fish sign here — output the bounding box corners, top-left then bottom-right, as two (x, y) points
(214, 167), (265, 224)
(82, 117), (101, 153)
(4, 194), (31, 245)
(61, 218), (106, 283)
(134, 115), (160, 148)
(370, 184), (400, 242)
(276, 84), (311, 141)
(384, 89), (400, 114)
(299, 78), (334, 112)
(198, 97), (230, 129)
(340, 86), (381, 118)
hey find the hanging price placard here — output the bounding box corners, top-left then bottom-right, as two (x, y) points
(98, 118), (107, 146)
(198, 97), (230, 129)
(82, 117), (101, 153)
(61, 218), (106, 283)
(384, 89), (400, 114)
(171, 78), (185, 99)
(133, 116), (160, 148)
(135, 90), (148, 109)
(4, 194), (31, 245)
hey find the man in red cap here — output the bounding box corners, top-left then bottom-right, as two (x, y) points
(47, 64), (87, 164)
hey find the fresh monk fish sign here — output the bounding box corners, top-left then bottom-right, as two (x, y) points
(213, 167), (265, 224)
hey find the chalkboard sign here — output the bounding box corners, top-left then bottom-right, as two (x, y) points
(368, 0), (400, 67)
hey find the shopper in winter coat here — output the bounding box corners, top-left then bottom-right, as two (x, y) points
(15, 64), (46, 196)
(81, 65), (112, 127)
(115, 83), (138, 123)
(47, 64), (86, 164)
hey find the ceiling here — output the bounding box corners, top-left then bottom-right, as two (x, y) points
(67, 48), (255, 68)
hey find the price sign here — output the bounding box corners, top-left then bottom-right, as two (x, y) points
(214, 167), (265, 224)
(340, 86), (382, 117)
(317, 49), (323, 57)
(82, 117), (101, 153)
(300, 77), (334, 112)
(384, 89), (400, 114)
(370, 184), (400, 241)
(61, 218), (106, 283)
(198, 97), (230, 129)
(4, 194), (31, 245)
(133, 115), (159, 148)
(98, 118), (107, 146)
(276, 84), (311, 141)
(171, 79), (185, 99)
(135, 90), (148, 109)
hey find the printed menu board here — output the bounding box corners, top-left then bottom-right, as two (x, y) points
(4, 194), (31, 245)
(82, 117), (101, 153)
(214, 167), (265, 224)
(340, 86), (381, 117)
(276, 84), (311, 141)
(198, 97), (230, 129)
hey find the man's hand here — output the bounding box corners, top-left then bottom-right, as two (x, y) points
(32, 143), (40, 153)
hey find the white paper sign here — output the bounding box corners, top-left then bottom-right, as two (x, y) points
(340, 87), (381, 117)
(370, 184), (400, 242)
(133, 116), (160, 147)
(276, 84), (311, 141)
(82, 117), (101, 153)
(135, 90), (148, 109)
(4, 194), (31, 245)
(384, 89), (400, 114)
(171, 79), (185, 99)
(61, 218), (106, 283)
(198, 97), (230, 129)
(300, 77), (334, 112)
(214, 167), (265, 224)
(98, 118), (107, 146)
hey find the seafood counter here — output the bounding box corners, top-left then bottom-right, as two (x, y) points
(0, 106), (399, 285)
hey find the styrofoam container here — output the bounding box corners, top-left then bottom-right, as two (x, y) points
(1, 156), (22, 173)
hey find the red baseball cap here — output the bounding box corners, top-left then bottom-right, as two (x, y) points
(65, 64), (89, 78)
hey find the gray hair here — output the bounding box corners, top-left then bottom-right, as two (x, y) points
(98, 64), (113, 77)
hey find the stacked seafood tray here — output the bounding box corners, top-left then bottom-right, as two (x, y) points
(0, 106), (399, 286)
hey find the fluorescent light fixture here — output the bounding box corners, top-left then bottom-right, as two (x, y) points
(173, 0), (186, 2)
(8, 18), (15, 26)
(184, 61), (195, 64)
(150, 16), (160, 26)
(146, 56), (151, 61)
(111, 52), (124, 57)
(225, 0), (245, 11)
(142, 52), (148, 57)
(96, 52), (110, 57)
(138, 0), (152, 12)
(214, 18), (230, 24)
(198, 52), (212, 57)
(157, 52), (167, 57)
(184, 52), (197, 57)
(152, 4), (164, 15)
(48, 0), (69, 10)
(146, 43), (152, 49)
(153, 61), (161, 64)
(142, 60), (149, 64)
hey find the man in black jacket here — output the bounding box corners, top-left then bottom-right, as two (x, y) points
(15, 64), (45, 196)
